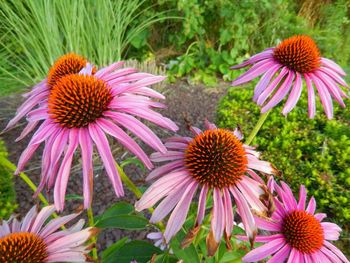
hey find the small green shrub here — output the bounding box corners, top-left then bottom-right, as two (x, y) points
(217, 87), (350, 226)
(0, 140), (17, 219)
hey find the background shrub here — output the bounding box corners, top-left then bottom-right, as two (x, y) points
(0, 140), (17, 219)
(217, 87), (350, 227)
(132, 0), (350, 85)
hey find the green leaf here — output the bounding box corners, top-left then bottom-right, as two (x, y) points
(102, 237), (128, 261)
(64, 194), (84, 201)
(170, 229), (200, 263)
(95, 214), (148, 230)
(103, 240), (162, 263)
(150, 254), (178, 263)
(120, 157), (146, 172)
(95, 201), (134, 222)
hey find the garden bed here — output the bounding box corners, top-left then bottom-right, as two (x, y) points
(0, 80), (228, 251)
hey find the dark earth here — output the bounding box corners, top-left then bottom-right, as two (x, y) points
(0, 80), (228, 252)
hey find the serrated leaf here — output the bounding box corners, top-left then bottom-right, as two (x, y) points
(96, 214), (148, 230)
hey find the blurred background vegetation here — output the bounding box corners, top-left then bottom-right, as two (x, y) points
(0, 0), (349, 94)
(0, 0), (349, 250)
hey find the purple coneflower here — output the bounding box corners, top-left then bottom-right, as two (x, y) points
(14, 61), (178, 211)
(135, 121), (277, 256)
(0, 205), (97, 262)
(231, 35), (349, 119)
(240, 182), (349, 262)
(4, 53), (95, 132)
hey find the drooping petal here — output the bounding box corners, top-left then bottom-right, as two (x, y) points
(304, 74), (316, 119)
(196, 185), (208, 225)
(242, 238), (286, 262)
(54, 129), (79, 211)
(253, 64), (281, 101)
(96, 118), (153, 169)
(104, 111), (166, 153)
(88, 123), (124, 197)
(211, 188), (225, 242)
(321, 57), (346, 76)
(79, 128), (94, 209)
(261, 70), (295, 113)
(232, 60), (276, 86)
(282, 72), (302, 115)
(164, 181), (198, 242)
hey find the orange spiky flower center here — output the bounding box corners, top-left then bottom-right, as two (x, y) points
(282, 210), (324, 253)
(48, 74), (113, 128)
(273, 35), (321, 73)
(47, 53), (96, 88)
(0, 232), (48, 262)
(185, 129), (247, 188)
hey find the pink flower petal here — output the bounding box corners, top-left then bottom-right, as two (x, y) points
(104, 111), (166, 153)
(242, 238), (286, 262)
(146, 160), (185, 181)
(88, 123), (124, 197)
(196, 185), (208, 225)
(282, 72), (303, 115)
(257, 67), (288, 106)
(261, 70), (295, 113)
(212, 188), (225, 242)
(267, 243), (291, 263)
(96, 118), (153, 169)
(164, 181), (198, 242)
(321, 57), (346, 76)
(54, 129), (79, 211)
(79, 128), (94, 209)
(253, 64), (281, 101)
(232, 60), (275, 86)
(304, 74), (316, 119)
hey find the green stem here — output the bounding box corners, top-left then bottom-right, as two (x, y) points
(1, 157), (64, 227)
(117, 162), (143, 199)
(87, 207), (98, 260)
(116, 162), (165, 231)
(245, 109), (271, 145)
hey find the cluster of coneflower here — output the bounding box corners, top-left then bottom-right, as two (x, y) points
(0, 35), (349, 262)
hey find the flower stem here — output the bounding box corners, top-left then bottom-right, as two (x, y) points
(0, 157), (64, 227)
(116, 162), (165, 231)
(245, 109), (271, 145)
(117, 162), (143, 199)
(87, 207), (98, 260)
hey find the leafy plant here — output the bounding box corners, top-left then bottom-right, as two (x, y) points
(0, 140), (17, 219)
(217, 86), (350, 226)
(135, 0), (349, 85)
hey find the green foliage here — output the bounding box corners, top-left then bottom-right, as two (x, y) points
(102, 239), (162, 263)
(95, 201), (148, 230)
(0, 0), (171, 95)
(217, 87), (350, 226)
(141, 0), (350, 85)
(0, 141), (17, 219)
